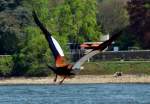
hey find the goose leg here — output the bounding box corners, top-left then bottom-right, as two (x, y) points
(53, 74), (57, 82)
(59, 76), (66, 85)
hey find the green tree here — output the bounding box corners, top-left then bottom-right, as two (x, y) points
(11, 0), (102, 76)
(12, 0), (53, 76)
(97, 0), (129, 33)
(12, 26), (50, 76)
(66, 0), (101, 42)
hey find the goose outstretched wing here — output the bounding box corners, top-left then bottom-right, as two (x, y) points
(33, 11), (66, 67)
(72, 30), (123, 74)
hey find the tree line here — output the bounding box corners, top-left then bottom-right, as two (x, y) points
(0, 0), (149, 77)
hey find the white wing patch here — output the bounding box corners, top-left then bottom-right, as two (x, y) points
(51, 36), (64, 56)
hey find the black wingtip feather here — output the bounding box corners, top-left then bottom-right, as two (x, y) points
(32, 10), (52, 36)
(96, 29), (123, 51)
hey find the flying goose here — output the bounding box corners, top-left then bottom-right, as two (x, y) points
(33, 11), (122, 84)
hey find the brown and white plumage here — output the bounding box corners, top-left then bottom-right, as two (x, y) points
(33, 11), (122, 84)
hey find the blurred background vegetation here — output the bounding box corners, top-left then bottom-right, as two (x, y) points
(0, 0), (149, 77)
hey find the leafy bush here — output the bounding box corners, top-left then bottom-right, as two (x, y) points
(0, 56), (13, 77)
(25, 64), (51, 77)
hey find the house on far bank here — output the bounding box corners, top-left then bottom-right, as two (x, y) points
(68, 34), (114, 61)
(80, 34), (113, 53)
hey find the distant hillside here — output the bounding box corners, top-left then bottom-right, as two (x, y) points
(0, 0), (30, 54)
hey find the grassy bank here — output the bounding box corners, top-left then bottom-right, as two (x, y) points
(80, 61), (150, 75)
(0, 60), (150, 76)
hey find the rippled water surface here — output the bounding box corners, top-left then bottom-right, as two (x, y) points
(0, 84), (150, 104)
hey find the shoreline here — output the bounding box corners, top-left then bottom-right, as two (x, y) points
(1, 75), (150, 85)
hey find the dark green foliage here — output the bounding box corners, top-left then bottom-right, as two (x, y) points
(0, 0), (52, 76)
(0, 0), (30, 54)
(25, 66), (51, 77)
(0, 56), (13, 77)
(12, 26), (51, 76)
(115, 29), (140, 50)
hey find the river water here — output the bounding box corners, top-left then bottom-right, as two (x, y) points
(0, 84), (150, 104)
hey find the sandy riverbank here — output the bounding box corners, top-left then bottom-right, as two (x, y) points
(0, 75), (150, 85)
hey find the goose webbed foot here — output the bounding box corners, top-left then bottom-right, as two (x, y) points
(53, 74), (57, 82)
(59, 76), (66, 85)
